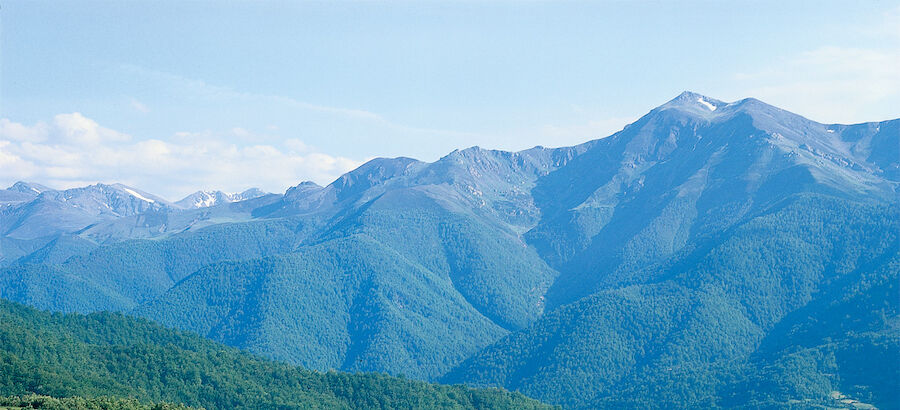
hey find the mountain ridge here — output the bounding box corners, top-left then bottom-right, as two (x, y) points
(175, 188), (268, 209)
(3, 91), (894, 221)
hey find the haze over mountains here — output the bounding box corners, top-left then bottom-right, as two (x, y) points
(1, 92), (897, 408)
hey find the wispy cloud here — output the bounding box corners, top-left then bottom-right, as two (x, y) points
(130, 98), (150, 113)
(731, 6), (900, 123)
(735, 46), (900, 123)
(537, 116), (635, 146)
(117, 64), (491, 158)
(120, 64), (381, 123)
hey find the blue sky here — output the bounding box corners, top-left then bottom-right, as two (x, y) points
(1, 1), (898, 199)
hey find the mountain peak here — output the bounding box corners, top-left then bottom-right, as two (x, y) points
(641, 92), (822, 134)
(332, 157), (423, 189)
(283, 181), (323, 200)
(237, 187), (266, 198)
(8, 181), (52, 194)
(175, 188), (269, 208)
(290, 181), (322, 190)
(661, 91), (726, 114)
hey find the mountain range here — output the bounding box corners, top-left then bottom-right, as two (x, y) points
(0, 183), (276, 264)
(1, 92), (897, 408)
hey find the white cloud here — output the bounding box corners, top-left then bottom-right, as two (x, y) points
(0, 113), (132, 146)
(0, 119), (49, 143)
(53, 113), (132, 146)
(0, 114), (363, 200)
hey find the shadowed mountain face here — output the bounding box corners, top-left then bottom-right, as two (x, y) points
(1, 92), (897, 408)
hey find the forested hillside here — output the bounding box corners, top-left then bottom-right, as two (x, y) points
(0, 299), (552, 409)
(0, 395), (192, 410)
(445, 194), (900, 408)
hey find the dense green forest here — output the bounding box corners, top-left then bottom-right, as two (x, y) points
(445, 195), (900, 409)
(135, 233), (508, 380)
(134, 202), (560, 380)
(0, 219), (307, 313)
(0, 395), (192, 410)
(0, 299), (553, 409)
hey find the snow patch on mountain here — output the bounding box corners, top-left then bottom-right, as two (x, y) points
(175, 188), (268, 209)
(196, 192), (218, 208)
(122, 187), (155, 203)
(697, 97), (717, 111)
